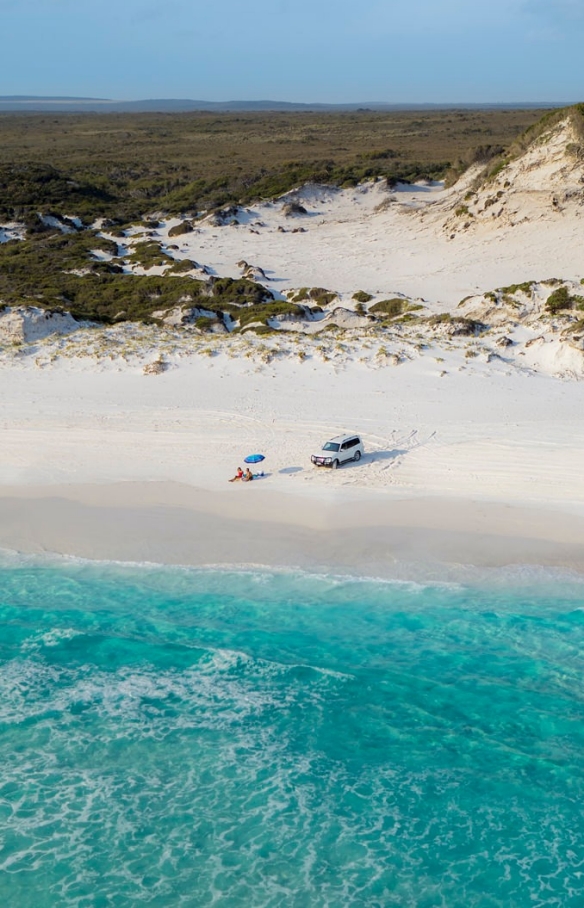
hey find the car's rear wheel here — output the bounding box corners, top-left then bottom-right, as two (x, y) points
(332, 459), (339, 470)
(354, 450), (361, 462)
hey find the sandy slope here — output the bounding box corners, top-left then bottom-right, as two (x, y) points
(117, 170), (584, 308)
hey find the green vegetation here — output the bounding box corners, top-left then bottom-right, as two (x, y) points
(168, 220), (193, 237)
(166, 259), (196, 274)
(194, 316), (216, 331)
(236, 301), (303, 329)
(127, 241), (173, 269)
(486, 158), (509, 180)
(427, 313), (484, 335)
(352, 290), (373, 303)
(0, 108), (547, 224)
(290, 287), (336, 306)
(240, 325), (279, 336)
(0, 230), (272, 322)
(370, 298), (410, 318)
(454, 205), (470, 217)
(499, 281), (534, 295)
(0, 107), (563, 330)
(545, 285), (584, 315)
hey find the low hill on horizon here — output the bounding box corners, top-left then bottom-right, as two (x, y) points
(0, 96), (574, 113)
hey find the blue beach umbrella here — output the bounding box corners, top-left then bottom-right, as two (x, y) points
(244, 454), (265, 464)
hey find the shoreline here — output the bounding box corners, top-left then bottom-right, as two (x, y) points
(2, 481), (584, 580)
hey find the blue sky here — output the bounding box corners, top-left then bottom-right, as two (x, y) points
(1, 0), (583, 102)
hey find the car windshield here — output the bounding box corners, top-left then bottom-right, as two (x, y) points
(322, 442), (340, 452)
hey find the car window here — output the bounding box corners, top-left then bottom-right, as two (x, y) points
(341, 442), (349, 450)
(322, 442), (340, 452)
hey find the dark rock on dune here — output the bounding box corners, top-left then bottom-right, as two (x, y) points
(497, 336), (514, 347)
(207, 206), (239, 227)
(283, 201), (308, 217)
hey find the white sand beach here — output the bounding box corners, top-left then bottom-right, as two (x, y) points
(1, 349), (584, 573)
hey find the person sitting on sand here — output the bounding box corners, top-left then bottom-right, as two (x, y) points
(242, 468), (254, 482)
(229, 467), (244, 483)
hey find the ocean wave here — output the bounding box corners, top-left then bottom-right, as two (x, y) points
(3, 544), (584, 598)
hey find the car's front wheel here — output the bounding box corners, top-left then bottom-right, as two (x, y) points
(354, 450), (361, 462)
(332, 459), (339, 470)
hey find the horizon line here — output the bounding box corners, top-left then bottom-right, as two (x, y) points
(0, 95), (578, 107)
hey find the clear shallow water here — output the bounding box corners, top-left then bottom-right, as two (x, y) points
(1, 558), (584, 907)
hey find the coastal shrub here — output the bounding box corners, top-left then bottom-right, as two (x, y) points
(0, 107), (547, 226)
(166, 259), (196, 274)
(168, 220), (193, 237)
(127, 241), (173, 269)
(545, 286), (579, 315)
(290, 287), (309, 302)
(487, 158), (509, 179)
(308, 288), (336, 306)
(352, 290), (373, 303)
(194, 316), (215, 331)
(500, 281), (534, 295)
(566, 318), (584, 334)
(236, 302), (303, 329)
(0, 229), (272, 323)
(427, 314), (485, 335)
(455, 205), (469, 217)
(0, 230), (118, 277)
(240, 324), (278, 336)
(207, 277), (273, 306)
(370, 298), (407, 318)
(386, 312), (421, 325)
(292, 287), (335, 305)
(0, 163), (114, 223)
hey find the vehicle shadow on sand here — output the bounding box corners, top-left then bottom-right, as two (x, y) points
(332, 449), (406, 470)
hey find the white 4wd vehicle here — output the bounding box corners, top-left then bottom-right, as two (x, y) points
(311, 434), (364, 469)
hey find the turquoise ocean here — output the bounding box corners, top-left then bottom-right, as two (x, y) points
(1, 554), (584, 907)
